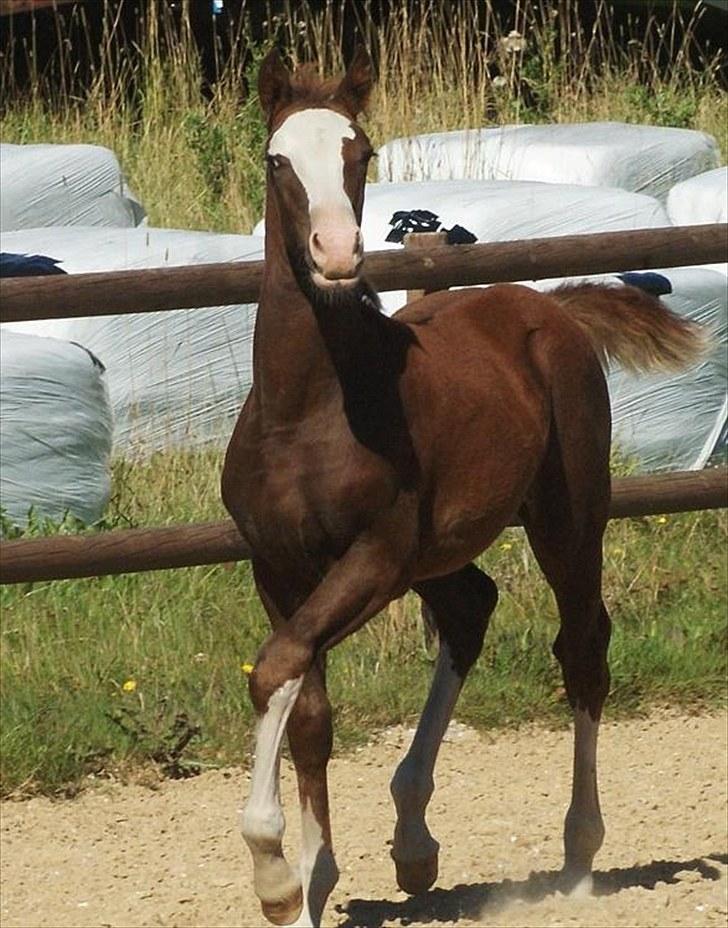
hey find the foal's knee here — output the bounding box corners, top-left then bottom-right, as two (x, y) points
(250, 629), (314, 714)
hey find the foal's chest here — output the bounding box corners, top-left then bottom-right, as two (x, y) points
(232, 430), (394, 568)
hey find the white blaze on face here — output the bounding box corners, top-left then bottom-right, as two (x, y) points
(269, 108), (363, 284)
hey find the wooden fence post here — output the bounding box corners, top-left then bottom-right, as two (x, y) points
(404, 230), (449, 303)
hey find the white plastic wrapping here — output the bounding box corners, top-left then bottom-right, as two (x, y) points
(357, 178), (672, 312)
(666, 167), (728, 226)
(665, 167), (728, 279)
(377, 122), (720, 203)
(610, 269), (726, 472)
(1, 226), (263, 454)
(0, 330), (113, 529)
(0, 143), (146, 231)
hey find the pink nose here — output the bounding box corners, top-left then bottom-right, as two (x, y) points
(309, 223), (363, 280)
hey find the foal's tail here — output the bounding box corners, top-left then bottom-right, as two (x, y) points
(551, 282), (709, 373)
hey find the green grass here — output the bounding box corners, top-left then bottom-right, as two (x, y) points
(1, 450), (726, 797)
(0, 1), (726, 796)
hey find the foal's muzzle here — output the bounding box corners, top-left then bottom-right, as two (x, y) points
(308, 213), (364, 289)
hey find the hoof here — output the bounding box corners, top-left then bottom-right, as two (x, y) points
(559, 868), (594, 899)
(393, 853), (438, 895)
(261, 885), (304, 926)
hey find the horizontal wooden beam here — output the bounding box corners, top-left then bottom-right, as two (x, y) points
(0, 0), (77, 15)
(1, 224), (725, 323)
(607, 467), (726, 519)
(1, 469), (725, 585)
(0, 519), (250, 586)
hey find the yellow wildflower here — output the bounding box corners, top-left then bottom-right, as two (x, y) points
(122, 679), (137, 693)
(241, 662), (255, 675)
(656, 516), (668, 525)
(500, 542), (513, 551)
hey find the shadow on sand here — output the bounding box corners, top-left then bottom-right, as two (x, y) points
(336, 852), (727, 928)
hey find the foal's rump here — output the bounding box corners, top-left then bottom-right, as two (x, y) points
(396, 279), (706, 558)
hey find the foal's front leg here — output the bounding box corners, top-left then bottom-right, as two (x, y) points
(241, 670), (305, 924)
(241, 657), (338, 927)
(241, 569), (337, 927)
(242, 528), (414, 927)
(287, 662), (339, 928)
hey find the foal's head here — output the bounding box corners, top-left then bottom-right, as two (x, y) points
(258, 48), (375, 296)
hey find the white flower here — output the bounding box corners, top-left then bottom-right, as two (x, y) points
(501, 30), (527, 55)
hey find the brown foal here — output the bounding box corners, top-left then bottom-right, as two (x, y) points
(221, 49), (705, 928)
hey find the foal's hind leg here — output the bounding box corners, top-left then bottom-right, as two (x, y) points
(552, 562), (610, 893)
(241, 564), (337, 927)
(390, 564), (497, 894)
(521, 466), (611, 890)
(523, 515), (611, 895)
(522, 322), (613, 894)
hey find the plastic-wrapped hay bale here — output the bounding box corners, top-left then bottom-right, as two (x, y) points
(363, 179), (670, 248)
(667, 167), (728, 226)
(0, 331), (113, 529)
(606, 267), (727, 472)
(377, 123), (720, 203)
(358, 178), (671, 312)
(663, 164), (727, 329)
(0, 143), (146, 231)
(1, 226), (264, 454)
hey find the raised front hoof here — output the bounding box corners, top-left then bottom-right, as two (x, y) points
(393, 853), (439, 895)
(261, 886), (304, 926)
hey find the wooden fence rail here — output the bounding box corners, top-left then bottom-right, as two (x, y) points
(1, 224), (726, 586)
(1, 223), (726, 323)
(1, 469), (725, 585)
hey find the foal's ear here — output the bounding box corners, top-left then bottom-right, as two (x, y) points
(335, 45), (374, 117)
(258, 48), (292, 121)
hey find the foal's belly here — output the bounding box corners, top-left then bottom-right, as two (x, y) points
(414, 480), (532, 579)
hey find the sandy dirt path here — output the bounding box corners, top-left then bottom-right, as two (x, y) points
(1, 711), (726, 928)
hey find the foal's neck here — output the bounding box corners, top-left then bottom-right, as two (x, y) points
(255, 190), (411, 430)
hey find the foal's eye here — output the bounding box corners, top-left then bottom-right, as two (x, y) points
(267, 154), (282, 170)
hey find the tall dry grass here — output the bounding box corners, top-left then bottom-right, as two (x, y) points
(1, 0), (724, 233)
